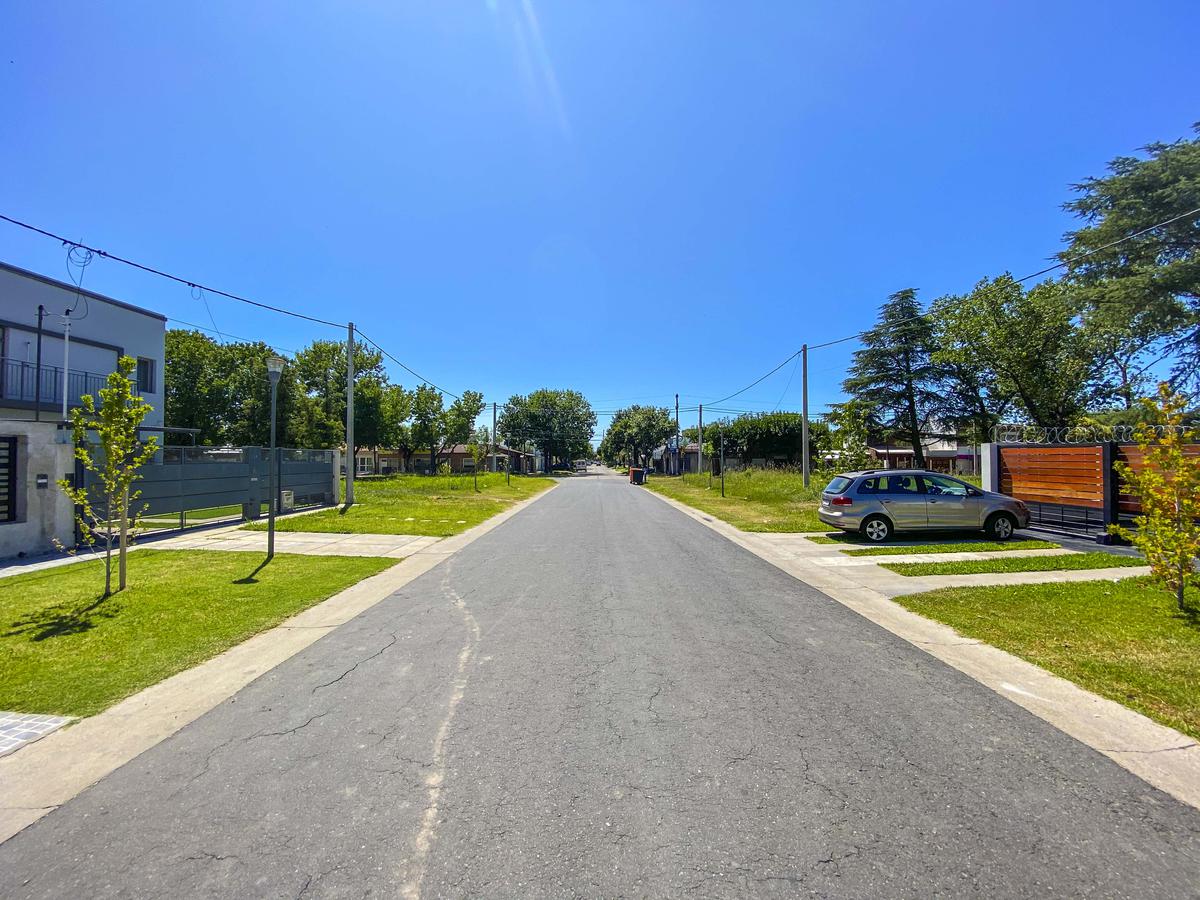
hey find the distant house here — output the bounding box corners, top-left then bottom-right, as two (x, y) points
(354, 444), (537, 476)
(869, 424), (980, 474)
(0, 261), (166, 427)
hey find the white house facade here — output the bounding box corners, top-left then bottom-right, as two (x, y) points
(0, 261), (166, 427)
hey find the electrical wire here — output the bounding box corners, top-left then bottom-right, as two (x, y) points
(353, 328), (461, 400)
(166, 317), (298, 355)
(0, 213), (345, 329)
(64, 244), (92, 320)
(806, 203), (1200, 351)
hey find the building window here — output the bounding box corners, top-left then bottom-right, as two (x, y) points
(136, 357), (155, 393)
(0, 436), (16, 523)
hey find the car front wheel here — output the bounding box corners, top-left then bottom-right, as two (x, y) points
(861, 515), (893, 543)
(985, 512), (1017, 541)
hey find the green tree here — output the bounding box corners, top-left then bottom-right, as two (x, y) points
(291, 339), (386, 448)
(410, 386), (485, 473)
(936, 275), (1103, 428)
(929, 295), (1014, 443)
(716, 412), (831, 468)
(217, 342), (305, 447)
(599, 406), (675, 469)
(1109, 383), (1200, 613)
(826, 400), (876, 470)
(163, 330), (225, 444)
(58, 357), (159, 597)
(842, 289), (941, 467)
(498, 389), (597, 470)
(1061, 125), (1200, 389)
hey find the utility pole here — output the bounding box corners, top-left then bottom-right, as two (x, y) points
(34, 305), (44, 422)
(698, 404), (704, 476)
(492, 401), (498, 473)
(345, 321), (355, 506)
(720, 427), (725, 497)
(674, 392), (680, 475)
(801, 343), (810, 488)
(61, 309), (71, 421)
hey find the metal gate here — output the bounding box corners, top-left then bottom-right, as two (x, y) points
(0, 436), (15, 523)
(78, 445), (336, 535)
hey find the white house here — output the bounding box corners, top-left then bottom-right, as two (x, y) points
(0, 261), (166, 427)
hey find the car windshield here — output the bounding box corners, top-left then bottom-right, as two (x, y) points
(824, 476), (853, 494)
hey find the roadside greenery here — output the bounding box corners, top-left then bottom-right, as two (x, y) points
(894, 577), (1200, 740)
(645, 469), (827, 532)
(882, 551), (1144, 577)
(499, 389), (597, 469)
(598, 405), (675, 468)
(58, 356), (159, 598)
(835, 125), (1200, 444)
(807, 535), (1058, 555)
(1110, 384), (1200, 613)
(0, 550), (395, 717)
(247, 472), (554, 536)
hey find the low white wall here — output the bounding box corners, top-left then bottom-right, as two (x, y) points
(0, 420), (76, 559)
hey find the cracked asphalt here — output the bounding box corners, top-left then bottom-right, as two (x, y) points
(2, 473), (1200, 897)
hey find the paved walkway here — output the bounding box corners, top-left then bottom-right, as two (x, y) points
(1, 475), (1197, 897)
(0, 715), (72, 759)
(749, 531), (1149, 597)
(150, 526), (442, 558)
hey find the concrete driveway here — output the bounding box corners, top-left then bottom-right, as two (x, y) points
(1, 473), (1198, 897)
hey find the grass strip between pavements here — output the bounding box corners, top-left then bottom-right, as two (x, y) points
(244, 472), (555, 537)
(893, 577), (1200, 741)
(881, 551), (1145, 577)
(0, 549), (396, 717)
(808, 535), (1060, 555)
(644, 471), (827, 532)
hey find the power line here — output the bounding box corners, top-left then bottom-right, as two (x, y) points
(354, 328), (461, 400)
(698, 203), (1200, 403)
(166, 317), (298, 355)
(0, 212), (345, 329)
(806, 203), (1200, 351)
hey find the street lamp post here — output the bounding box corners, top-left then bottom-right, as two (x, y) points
(266, 356), (286, 560)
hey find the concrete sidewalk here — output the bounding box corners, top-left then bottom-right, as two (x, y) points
(748, 531), (1148, 596)
(150, 526), (442, 558)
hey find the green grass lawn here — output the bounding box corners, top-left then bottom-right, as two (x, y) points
(807, 533), (1060, 555)
(245, 472), (554, 537)
(0, 550), (395, 717)
(882, 551), (1146, 577)
(894, 578), (1200, 740)
(645, 470), (829, 532)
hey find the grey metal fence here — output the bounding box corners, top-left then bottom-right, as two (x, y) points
(77, 445), (337, 536)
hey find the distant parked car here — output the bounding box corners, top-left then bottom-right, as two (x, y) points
(818, 469), (1031, 543)
(574, 460), (588, 472)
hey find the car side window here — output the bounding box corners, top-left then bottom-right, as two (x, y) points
(886, 475), (921, 494)
(857, 477), (879, 494)
(923, 474), (969, 497)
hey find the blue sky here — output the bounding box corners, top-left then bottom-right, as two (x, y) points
(2, 2), (1197, 439)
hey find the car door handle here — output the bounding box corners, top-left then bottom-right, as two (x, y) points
(928, 500), (939, 504)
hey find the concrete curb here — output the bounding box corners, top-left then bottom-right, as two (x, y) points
(0, 482), (558, 844)
(642, 486), (1200, 811)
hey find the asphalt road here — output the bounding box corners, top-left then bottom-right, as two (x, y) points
(2, 473), (1199, 898)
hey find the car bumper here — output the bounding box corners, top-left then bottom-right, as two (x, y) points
(818, 508), (864, 530)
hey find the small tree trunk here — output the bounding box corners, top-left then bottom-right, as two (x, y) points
(118, 484), (129, 592)
(103, 520), (113, 599)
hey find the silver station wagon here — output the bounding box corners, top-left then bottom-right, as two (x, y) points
(818, 469), (1031, 543)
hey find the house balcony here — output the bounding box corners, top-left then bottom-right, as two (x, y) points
(0, 357), (139, 416)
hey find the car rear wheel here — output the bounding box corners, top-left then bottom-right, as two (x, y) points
(861, 515), (893, 543)
(985, 512), (1016, 541)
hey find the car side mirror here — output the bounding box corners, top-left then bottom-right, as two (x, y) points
(967, 487), (982, 497)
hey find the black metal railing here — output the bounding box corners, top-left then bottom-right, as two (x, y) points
(0, 357), (138, 408)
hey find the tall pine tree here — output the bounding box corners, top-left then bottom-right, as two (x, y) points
(842, 289), (941, 467)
